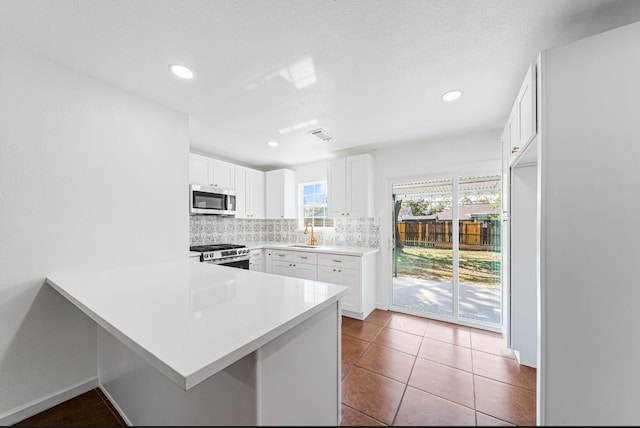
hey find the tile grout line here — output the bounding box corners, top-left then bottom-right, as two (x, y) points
(389, 336), (421, 427)
(341, 403), (387, 426)
(470, 336), (478, 426)
(391, 317), (432, 425)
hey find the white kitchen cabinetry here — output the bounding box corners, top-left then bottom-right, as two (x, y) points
(189, 152), (236, 190)
(249, 249), (264, 272)
(501, 55), (540, 368)
(235, 166), (265, 219)
(327, 154), (374, 218)
(316, 252), (375, 320)
(317, 264), (360, 314)
(507, 63), (537, 166)
(263, 246), (377, 319)
(269, 249), (317, 280)
(265, 169), (296, 219)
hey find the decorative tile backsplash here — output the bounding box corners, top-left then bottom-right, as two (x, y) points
(190, 216), (380, 248)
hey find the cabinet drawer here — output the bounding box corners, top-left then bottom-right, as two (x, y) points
(270, 249), (318, 264)
(292, 252), (317, 264)
(271, 250), (293, 261)
(250, 249), (262, 258)
(317, 253), (360, 270)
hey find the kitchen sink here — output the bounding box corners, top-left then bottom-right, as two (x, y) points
(288, 244), (321, 248)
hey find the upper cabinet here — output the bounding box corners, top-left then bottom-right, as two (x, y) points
(507, 63), (537, 166)
(265, 168), (296, 219)
(235, 165), (265, 219)
(189, 153), (236, 190)
(327, 154), (374, 218)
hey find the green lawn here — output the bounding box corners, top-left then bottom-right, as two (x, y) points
(394, 246), (500, 287)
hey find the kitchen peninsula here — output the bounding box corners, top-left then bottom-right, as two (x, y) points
(46, 259), (347, 426)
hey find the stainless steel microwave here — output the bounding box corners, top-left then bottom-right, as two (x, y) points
(189, 184), (236, 216)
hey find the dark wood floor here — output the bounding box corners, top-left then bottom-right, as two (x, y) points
(13, 388), (125, 427)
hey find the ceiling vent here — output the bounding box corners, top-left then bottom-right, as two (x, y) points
(308, 128), (332, 142)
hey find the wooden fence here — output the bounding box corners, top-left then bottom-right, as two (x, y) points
(397, 220), (500, 251)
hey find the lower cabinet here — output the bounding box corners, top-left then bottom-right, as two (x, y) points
(271, 260), (317, 280)
(249, 249), (264, 272)
(316, 253), (375, 320)
(266, 247), (377, 320)
(269, 249), (318, 280)
(317, 265), (360, 313)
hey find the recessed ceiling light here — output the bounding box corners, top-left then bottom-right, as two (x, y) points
(169, 64), (194, 79)
(442, 89), (463, 101)
(267, 141), (279, 147)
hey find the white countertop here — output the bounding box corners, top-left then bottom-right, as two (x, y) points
(246, 242), (380, 256)
(46, 259), (347, 390)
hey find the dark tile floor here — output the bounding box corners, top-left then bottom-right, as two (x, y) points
(341, 310), (536, 426)
(13, 310), (536, 426)
(14, 388), (125, 426)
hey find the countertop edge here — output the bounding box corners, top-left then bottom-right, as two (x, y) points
(246, 242), (380, 256)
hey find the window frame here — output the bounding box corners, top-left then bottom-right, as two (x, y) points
(298, 180), (334, 229)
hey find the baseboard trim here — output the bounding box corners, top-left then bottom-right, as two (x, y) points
(98, 385), (132, 426)
(0, 377), (98, 426)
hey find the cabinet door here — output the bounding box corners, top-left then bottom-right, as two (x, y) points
(317, 265), (340, 285)
(264, 250), (273, 274)
(211, 159), (235, 190)
(326, 158), (347, 217)
(291, 262), (317, 280)
(265, 169), (296, 219)
(250, 259), (263, 272)
(337, 267), (361, 313)
(345, 154), (372, 218)
(189, 153), (211, 186)
(235, 165), (248, 218)
(271, 260), (291, 277)
(507, 107), (519, 165)
(246, 168), (265, 219)
(508, 63), (537, 167)
(517, 63), (536, 150)
(249, 249), (264, 272)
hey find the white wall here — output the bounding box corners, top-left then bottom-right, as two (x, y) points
(0, 48), (189, 422)
(290, 159), (327, 185)
(540, 20), (640, 425)
(374, 129), (502, 309)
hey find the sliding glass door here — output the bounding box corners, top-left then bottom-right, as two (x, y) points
(391, 174), (501, 330)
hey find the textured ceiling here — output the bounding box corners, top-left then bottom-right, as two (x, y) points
(2, 0), (640, 170)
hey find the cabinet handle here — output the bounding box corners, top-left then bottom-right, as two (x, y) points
(333, 259), (342, 263)
(511, 146), (519, 154)
(333, 269), (336, 272)
(338, 269), (341, 273)
(278, 254), (285, 257)
(346, 212), (350, 216)
(300, 256), (308, 259)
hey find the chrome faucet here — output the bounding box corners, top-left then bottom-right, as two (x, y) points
(303, 222), (318, 246)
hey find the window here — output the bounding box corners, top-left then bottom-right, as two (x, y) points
(300, 181), (333, 227)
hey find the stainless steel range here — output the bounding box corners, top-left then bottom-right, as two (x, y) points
(190, 244), (251, 269)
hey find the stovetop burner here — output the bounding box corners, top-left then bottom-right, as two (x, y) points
(190, 244), (246, 252)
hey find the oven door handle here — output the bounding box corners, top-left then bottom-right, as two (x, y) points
(204, 255), (250, 265)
